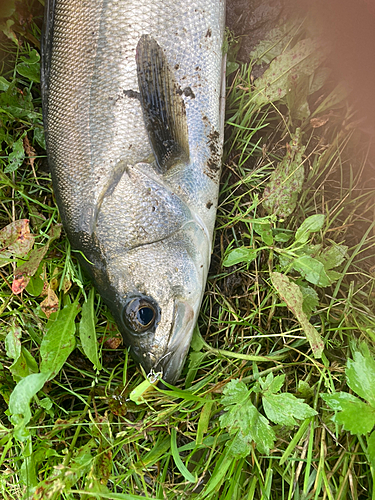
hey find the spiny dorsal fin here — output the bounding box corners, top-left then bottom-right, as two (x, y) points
(136, 34), (189, 173)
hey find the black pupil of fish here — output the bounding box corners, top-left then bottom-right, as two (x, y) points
(137, 306), (154, 326)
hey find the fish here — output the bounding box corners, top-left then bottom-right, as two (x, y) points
(41, 0), (225, 384)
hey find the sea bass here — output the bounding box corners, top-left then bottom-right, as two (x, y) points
(41, 0), (225, 383)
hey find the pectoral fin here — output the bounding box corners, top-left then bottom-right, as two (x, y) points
(136, 34), (189, 173)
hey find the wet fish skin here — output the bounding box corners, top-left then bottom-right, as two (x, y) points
(42, 0), (225, 383)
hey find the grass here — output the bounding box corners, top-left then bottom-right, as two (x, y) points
(1, 3), (375, 499)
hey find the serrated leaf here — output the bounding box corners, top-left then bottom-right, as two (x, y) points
(292, 255), (331, 286)
(295, 214), (325, 243)
(322, 392), (375, 434)
(223, 247), (258, 267)
(220, 379), (275, 456)
(40, 301), (80, 377)
(79, 288), (102, 371)
(263, 129), (305, 218)
(346, 344), (375, 407)
(271, 272), (324, 357)
(9, 372), (51, 440)
(221, 379), (250, 407)
(261, 373), (285, 394)
(263, 392), (317, 426)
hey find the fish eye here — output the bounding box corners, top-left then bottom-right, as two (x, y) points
(124, 297), (157, 333)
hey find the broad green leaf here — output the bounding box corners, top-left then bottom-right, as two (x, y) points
(0, 0), (15, 20)
(346, 344), (375, 407)
(309, 67), (331, 95)
(292, 255), (331, 287)
(5, 133), (25, 173)
(263, 129), (305, 217)
(253, 222), (273, 245)
(25, 272), (44, 296)
(9, 347), (38, 382)
(79, 288), (102, 370)
(16, 49), (40, 83)
(5, 325), (21, 361)
(40, 301), (80, 377)
(286, 72), (310, 120)
(263, 392), (317, 426)
(300, 284), (319, 317)
(226, 61), (239, 76)
(190, 324), (204, 351)
(271, 272), (324, 357)
(0, 19), (18, 45)
(39, 397), (53, 411)
(368, 430), (375, 469)
(223, 247), (258, 267)
(325, 270), (342, 282)
(250, 19), (302, 64)
(33, 126), (46, 149)
(274, 231), (292, 243)
(9, 372), (51, 440)
(0, 76), (10, 91)
(317, 243), (347, 270)
(311, 81), (348, 116)
(253, 38), (326, 106)
(322, 392), (375, 435)
(295, 214), (325, 243)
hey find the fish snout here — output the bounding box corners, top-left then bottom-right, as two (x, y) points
(139, 300), (196, 384)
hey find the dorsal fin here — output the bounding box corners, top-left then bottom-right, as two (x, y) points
(136, 35), (189, 173)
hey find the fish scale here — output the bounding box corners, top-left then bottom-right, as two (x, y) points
(42, 0), (225, 383)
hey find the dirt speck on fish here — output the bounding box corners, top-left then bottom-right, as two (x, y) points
(41, 0), (225, 384)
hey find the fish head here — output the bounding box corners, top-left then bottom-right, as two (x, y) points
(102, 230), (208, 384)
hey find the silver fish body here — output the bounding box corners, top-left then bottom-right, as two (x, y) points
(42, 0), (225, 383)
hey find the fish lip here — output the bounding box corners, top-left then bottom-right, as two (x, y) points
(153, 300), (196, 384)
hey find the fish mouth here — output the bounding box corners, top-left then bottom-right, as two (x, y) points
(134, 299), (195, 385)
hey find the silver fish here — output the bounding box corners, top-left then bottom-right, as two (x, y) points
(41, 0), (225, 383)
